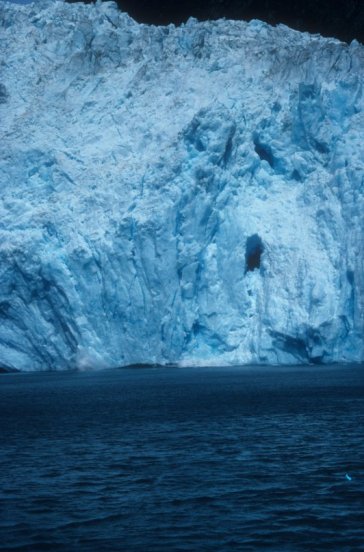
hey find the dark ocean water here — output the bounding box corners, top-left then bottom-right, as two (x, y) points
(0, 364), (363, 551)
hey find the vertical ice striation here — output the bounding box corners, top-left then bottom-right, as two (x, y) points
(0, 0), (363, 370)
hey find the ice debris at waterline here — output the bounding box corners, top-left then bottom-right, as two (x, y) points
(0, 0), (363, 372)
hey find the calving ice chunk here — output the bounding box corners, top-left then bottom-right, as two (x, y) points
(0, 0), (363, 370)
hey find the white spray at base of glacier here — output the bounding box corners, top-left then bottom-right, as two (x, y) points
(0, 0), (363, 371)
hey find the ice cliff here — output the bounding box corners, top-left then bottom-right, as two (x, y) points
(0, 0), (363, 371)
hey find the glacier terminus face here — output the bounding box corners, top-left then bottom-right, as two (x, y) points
(0, 0), (363, 370)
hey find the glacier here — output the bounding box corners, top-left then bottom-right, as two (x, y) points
(0, 0), (363, 371)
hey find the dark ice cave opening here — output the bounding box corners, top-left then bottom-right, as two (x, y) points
(245, 234), (263, 273)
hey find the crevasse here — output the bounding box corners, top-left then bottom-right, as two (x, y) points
(0, 0), (363, 370)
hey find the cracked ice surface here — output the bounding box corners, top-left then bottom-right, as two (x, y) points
(0, 0), (363, 370)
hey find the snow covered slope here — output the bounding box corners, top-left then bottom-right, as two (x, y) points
(0, 0), (363, 370)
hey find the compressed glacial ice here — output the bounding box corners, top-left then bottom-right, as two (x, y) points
(0, 0), (363, 370)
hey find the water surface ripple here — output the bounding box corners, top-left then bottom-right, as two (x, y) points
(0, 365), (363, 551)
